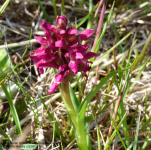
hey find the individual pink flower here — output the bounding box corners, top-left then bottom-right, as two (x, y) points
(66, 44), (98, 74)
(29, 48), (58, 74)
(49, 65), (69, 95)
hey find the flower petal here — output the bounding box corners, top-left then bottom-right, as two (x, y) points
(49, 82), (60, 95)
(55, 74), (64, 82)
(68, 28), (78, 35)
(65, 52), (70, 58)
(58, 29), (66, 36)
(58, 65), (67, 74)
(37, 53), (57, 61)
(34, 37), (47, 46)
(46, 45), (59, 51)
(84, 63), (91, 72)
(69, 60), (78, 74)
(29, 55), (41, 63)
(39, 67), (44, 74)
(80, 29), (94, 41)
(55, 39), (66, 48)
(36, 60), (59, 69)
(39, 21), (56, 33)
(43, 28), (53, 45)
(75, 52), (84, 59)
(84, 52), (98, 60)
(34, 47), (45, 55)
(76, 43), (90, 54)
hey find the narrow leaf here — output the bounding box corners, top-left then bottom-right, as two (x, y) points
(133, 112), (141, 150)
(69, 83), (80, 114)
(0, 0), (10, 16)
(76, 3), (99, 28)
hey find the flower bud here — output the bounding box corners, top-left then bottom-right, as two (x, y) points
(56, 15), (67, 29)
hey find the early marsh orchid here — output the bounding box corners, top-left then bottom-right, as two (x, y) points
(30, 15), (98, 95)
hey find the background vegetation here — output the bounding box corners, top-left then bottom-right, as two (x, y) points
(0, 0), (151, 149)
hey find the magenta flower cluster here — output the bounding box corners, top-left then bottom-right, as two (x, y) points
(30, 15), (98, 95)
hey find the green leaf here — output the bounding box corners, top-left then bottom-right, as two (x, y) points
(87, 0), (93, 29)
(1, 82), (22, 134)
(110, 116), (127, 150)
(105, 112), (127, 149)
(76, 3), (98, 28)
(0, 0), (10, 16)
(118, 73), (130, 146)
(133, 112), (141, 150)
(0, 49), (10, 82)
(0, 143), (4, 150)
(0, 126), (12, 146)
(131, 34), (151, 72)
(69, 83), (80, 114)
(112, 17), (124, 53)
(52, 0), (57, 18)
(84, 118), (91, 150)
(142, 125), (151, 150)
(129, 100), (140, 130)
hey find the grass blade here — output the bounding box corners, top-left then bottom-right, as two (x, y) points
(36, 0), (53, 24)
(110, 116), (127, 149)
(76, 3), (99, 28)
(52, 0), (57, 18)
(131, 34), (151, 72)
(142, 126), (151, 150)
(0, 0), (10, 16)
(133, 112), (141, 150)
(105, 112), (127, 149)
(87, 0), (93, 29)
(118, 74), (130, 146)
(61, 0), (64, 15)
(0, 126), (12, 146)
(0, 143), (4, 150)
(1, 82), (22, 134)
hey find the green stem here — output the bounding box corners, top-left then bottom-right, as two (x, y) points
(61, 82), (77, 126)
(1, 82), (22, 134)
(61, 82), (89, 150)
(76, 118), (89, 150)
(61, 0), (64, 15)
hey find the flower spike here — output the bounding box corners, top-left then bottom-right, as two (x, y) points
(30, 15), (98, 95)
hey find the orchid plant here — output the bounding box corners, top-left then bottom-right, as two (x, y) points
(29, 15), (98, 149)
